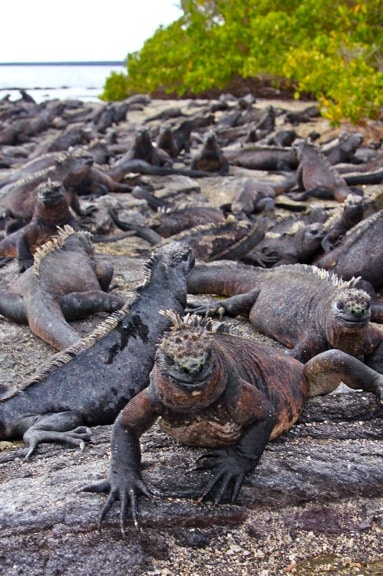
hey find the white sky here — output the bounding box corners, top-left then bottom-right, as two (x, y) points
(1, 0), (183, 63)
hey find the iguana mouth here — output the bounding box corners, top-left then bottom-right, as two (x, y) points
(168, 363), (214, 391)
(337, 314), (370, 327)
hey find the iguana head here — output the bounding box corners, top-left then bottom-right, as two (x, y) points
(331, 287), (371, 332)
(37, 179), (64, 201)
(152, 313), (225, 410)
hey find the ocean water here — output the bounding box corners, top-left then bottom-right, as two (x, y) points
(0, 63), (126, 103)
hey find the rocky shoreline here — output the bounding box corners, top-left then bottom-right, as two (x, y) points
(0, 93), (383, 575)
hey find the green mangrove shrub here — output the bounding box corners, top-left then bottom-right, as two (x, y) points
(101, 0), (383, 124)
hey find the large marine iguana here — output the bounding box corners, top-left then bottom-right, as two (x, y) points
(91, 312), (383, 533)
(187, 261), (383, 369)
(0, 241), (195, 456)
(0, 225), (124, 350)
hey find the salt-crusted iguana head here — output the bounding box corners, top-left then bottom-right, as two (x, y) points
(152, 311), (226, 411)
(331, 287), (371, 330)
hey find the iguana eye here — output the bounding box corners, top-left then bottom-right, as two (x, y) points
(336, 301), (345, 311)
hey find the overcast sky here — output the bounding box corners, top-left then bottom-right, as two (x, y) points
(1, 0), (183, 63)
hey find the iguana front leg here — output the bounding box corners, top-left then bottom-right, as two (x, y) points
(188, 287), (261, 318)
(21, 411), (92, 458)
(94, 389), (162, 534)
(287, 330), (329, 363)
(195, 417), (275, 505)
(195, 378), (276, 504)
(60, 290), (124, 321)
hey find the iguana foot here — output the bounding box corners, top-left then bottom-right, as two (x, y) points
(84, 472), (160, 535)
(185, 301), (226, 319)
(194, 448), (255, 505)
(98, 475), (159, 535)
(23, 426), (92, 458)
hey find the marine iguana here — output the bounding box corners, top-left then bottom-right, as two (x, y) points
(229, 179), (277, 218)
(284, 105), (321, 125)
(316, 209), (383, 292)
(191, 131), (229, 175)
(320, 193), (364, 252)
(0, 241), (195, 456)
(289, 141), (356, 202)
(241, 215), (325, 267)
(322, 131), (363, 165)
(91, 312), (383, 533)
(0, 152), (88, 227)
(110, 211), (267, 262)
(0, 180), (79, 271)
(187, 261), (383, 370)
(225, 145), (298, 171)
(155, 120), (193, 157)
(0, 225), (124, 349)
(109, 204), (226, 241)
(62, 153), (133, 197)
(146, 205), (226, 237)
(28, 124), (93, 159)
(0, 151), (73, 190)
(106, 158), (217, 182)
(110, 127), (173, 175)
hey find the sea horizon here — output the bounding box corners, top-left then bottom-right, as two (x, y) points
(0, 61), (125, 66)
(0, 62), (126, 102)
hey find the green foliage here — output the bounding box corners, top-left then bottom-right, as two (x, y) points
(101, 0), (383, 124)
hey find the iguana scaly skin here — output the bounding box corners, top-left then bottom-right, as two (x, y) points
(0, 225), (124, 349)
(188, 261), (383, 369)
(93, 312), (383, 533)
(0, 241), (195, 457)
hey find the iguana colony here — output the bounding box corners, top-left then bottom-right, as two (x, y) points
(0, 92), (383, 534)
